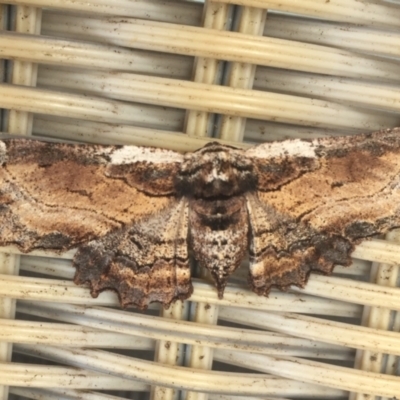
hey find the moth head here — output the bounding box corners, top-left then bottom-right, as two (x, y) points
(176, 142), (256, 198)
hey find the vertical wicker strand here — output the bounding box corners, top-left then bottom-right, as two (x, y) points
(184, 1), (234, 137)
(219, 6), (267, 142)
(8, 6), (42, 135)
(151, 302), (190, 400)
(0, 5), (42, 400)
(350, 230), (400, 400)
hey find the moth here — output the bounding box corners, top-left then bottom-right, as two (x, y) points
(0, 128), (399, 309)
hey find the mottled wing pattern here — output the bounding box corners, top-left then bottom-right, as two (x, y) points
(245, 128), (400, 295)
(0, 139), (189, 308)
(74, 199), (192, 309)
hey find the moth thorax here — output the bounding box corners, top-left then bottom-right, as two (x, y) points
(176, 148), (256, 198)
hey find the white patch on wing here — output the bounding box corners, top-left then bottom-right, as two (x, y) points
(0, 142), (7, 165)
(249, 260), (265, 277)
(110, 146), (183, 165)
(246, 139), (316, 159)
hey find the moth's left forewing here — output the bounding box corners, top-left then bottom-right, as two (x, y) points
(0, 139), (191, 308)
(245, 128), (400, 295)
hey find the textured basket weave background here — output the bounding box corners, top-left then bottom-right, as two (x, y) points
(1, 1), (400, 399)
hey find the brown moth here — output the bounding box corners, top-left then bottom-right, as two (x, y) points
(0, 128), (400, 309)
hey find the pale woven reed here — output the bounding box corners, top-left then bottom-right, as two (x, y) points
(0, 1), (400, 400)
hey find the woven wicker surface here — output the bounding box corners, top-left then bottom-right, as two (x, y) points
(1, 1), (400, 399)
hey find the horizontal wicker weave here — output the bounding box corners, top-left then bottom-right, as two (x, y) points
(1, 1), (400, 399)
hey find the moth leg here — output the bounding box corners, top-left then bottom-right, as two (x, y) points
(74, 199), (192, 309)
